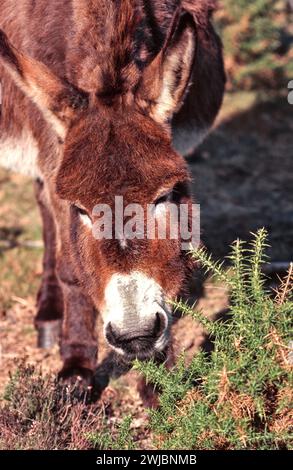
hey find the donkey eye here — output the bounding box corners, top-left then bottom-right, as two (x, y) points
(71, 204), (93, 228)
(155, 182), (190, 206)
(72, 204), (89, 216)
(155, 192), (172, 205)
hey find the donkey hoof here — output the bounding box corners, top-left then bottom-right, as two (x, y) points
(36, 319), (62, 349)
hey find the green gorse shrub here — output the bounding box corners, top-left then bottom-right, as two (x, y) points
(135, 229), (293, 449)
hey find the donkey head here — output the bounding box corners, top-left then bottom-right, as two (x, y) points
(0, 8), (197, 360)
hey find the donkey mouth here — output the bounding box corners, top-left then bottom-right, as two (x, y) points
(108, 339), (170, 362)
(104, 313), (170, 361)
(121, 338), (169, 362)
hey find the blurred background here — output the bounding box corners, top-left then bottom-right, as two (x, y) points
(190, 0), (293, 260)
(0, 0), (292, 389)
(217, 0), (292, 90)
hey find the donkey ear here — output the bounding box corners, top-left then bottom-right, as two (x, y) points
(0, 30), (89, 139)
(138, 11), (196, 126)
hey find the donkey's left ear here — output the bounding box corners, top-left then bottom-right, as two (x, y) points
(0, 30), (89, 139)
(138, 10), (196, 126)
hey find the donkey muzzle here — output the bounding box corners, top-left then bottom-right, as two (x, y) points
(102, 271), (171, 359)
(105, 311), (168, 359)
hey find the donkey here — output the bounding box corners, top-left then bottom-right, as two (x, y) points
(0, 0), (225, 394)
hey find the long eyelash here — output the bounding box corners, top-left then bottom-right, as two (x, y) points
(77, 207), (88, 216)
(155, 193), (171, 205)
(72, 204), (89, 217)
(155, 182), (190, 206)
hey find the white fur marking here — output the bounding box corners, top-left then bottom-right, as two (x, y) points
(79, 213), (93, 229)
(0, 132), (40, 178)
(119, 237), (128, 249)
(103, 271), (170, 352)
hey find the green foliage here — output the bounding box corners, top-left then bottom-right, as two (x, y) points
(136, 230), (293, 449)
(215, 0), (293, 89)
(88, 416), (135, 450)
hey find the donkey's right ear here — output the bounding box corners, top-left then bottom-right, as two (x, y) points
(0, 30), (89, 139)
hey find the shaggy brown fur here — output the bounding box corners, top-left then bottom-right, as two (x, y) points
(0, 0), (225, 400)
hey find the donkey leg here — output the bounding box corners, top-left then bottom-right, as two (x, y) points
(57, 264), (98, 391)
(34, 179), (63, 349)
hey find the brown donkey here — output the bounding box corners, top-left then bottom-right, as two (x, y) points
(0, 0), (225, 395)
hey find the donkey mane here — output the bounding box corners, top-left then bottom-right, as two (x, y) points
(68, 0), (187, 99)
(68, 0), (219, 97)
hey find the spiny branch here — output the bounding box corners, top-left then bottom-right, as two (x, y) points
(275, 262), (293, 305)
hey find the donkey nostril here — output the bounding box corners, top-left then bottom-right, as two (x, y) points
(106, 313), (167, 352)
(153, 312), (166, 338)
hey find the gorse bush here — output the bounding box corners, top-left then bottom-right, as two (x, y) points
(134, 229), (293, 449)
(0, 230), (292, 449)
(88, 416), (135, 451)
(215, 0), (293, 89)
